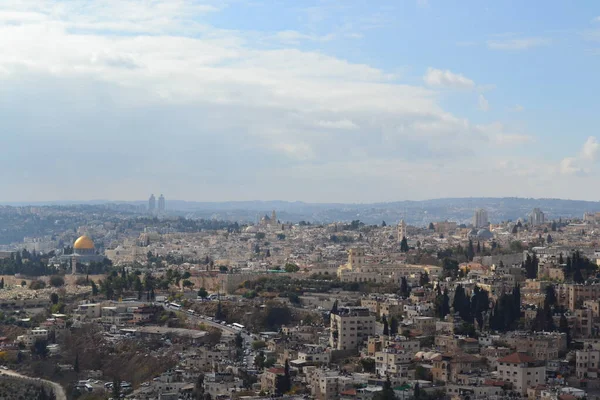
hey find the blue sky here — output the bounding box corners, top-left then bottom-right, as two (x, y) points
(1, 0), (600, 203)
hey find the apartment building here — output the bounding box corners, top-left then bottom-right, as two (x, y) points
(329, 307), (375, 351)
(17, 327), (49, 347)
(576, 348), (600, 379)
(509, 332), (567, 361)
(557, 284), (600, 310)
(375, 348), (413, 376)
(308, 369), (354, 400)
(496, 352), (546, 395)
(73, 303), (102, 320)
(432, 353), (482, 383)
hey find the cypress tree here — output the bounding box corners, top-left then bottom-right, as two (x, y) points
(559, 314), (571, 347)
(382, 315), (389, 336)
(441, 288), (450, 319)
(400, 277), (410, 298)
(390, 317), (399, 335)
(400, 237), (409, 252)
(453, 285), (465, 316)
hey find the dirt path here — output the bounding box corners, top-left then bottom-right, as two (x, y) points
(1, 369), (67, 400)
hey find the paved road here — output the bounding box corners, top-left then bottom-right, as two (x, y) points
(1, 369), (67, 400)
(164, 303), (256, 367)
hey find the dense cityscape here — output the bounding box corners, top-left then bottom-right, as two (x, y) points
(3, 1), (600, 399)
(1, 197), (600, 399)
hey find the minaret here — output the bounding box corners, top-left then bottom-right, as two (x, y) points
(397, 219), (407, 242)
(271, 210), (277, 226)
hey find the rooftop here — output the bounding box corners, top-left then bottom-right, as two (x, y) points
(497, 352), (536, 364)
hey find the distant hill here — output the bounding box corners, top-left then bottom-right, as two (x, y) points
(3, 197), (599, 226)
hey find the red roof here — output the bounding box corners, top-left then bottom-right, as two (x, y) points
(497, 352), (535, 364)
(267, 368), (285, 375)
(484, 379), (506, 387)
(341, 389), (357, 396)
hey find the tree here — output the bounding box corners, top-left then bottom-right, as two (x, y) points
(559, 314), (572, 347)
(0, 277), (3, 289)
(382, 315), (389, 336)
(112, 377), (121, 399)
(255, 351), (266, 369)
(419, 272), (429, 287)
(551, 221), (557, 232)
(265, 249), (271, 258)
(331, 300), (338, 316)
(428, 222), (435, 230)
(32, 340), (49, 358)
(382, 220), (387, 227)
(235, 333), (244, 353)
(197, 287), (208, 299)
(182, 280), (195, 290)
(476, 241), (481, 254)
(74, 353), (80, 373)
(441, 288), (450, 319)
(50, 293), (59, 305)
(390, 316), (399, 335)
(284, 263), (299, 273)
(91, 280), (98, 296)
(544, 285), (557, 308)
(467, 239), (475, 261)
(512, 225), (518, 234)
(547, 234), (553, 244)
(373, 375), (396, 400)
(194, 373), (205, 400)
(283, 359), (291, 393)
(49, 275), (65, 287)
(360, 358), (375, 373)
(215, 302), (226, 320)
(414, 382), (421, 400)
(442, 258), (459, 278)
(134, 276), (143, 300)
(400, 236), (409, 252)
(400, 277), (410, 298)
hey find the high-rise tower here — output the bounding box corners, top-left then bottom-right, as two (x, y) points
(397, 219), (407, 241)
(473, 209), (489, 229)
(158, 194), (166, 213)
(148, 194), (156, 214)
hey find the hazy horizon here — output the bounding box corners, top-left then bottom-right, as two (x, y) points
(2, 1), (600, 202)
(2, 195), (600, 207)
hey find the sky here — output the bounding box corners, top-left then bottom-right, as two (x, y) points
(1, 0), (600, 203)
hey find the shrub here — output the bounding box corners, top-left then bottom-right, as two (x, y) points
(49, 275), (65, 287)
(29, 280), (46, 290)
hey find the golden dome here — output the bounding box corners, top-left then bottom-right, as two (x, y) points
(74, 235), (95, 250)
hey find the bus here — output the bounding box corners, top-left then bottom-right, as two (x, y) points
(169, 303), (182, 310)
(232, 323), (245, 330)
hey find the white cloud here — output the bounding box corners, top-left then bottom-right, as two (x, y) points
(559, 157), (586, 176)
(423, 67), (474, 89)
(317, 120), (358, 130)
(493, 134), (532, 146)
(594, 16), (600, 23)
(478, 94), (490, 111)
(0, 0), (546, 202)
(487, 37), (550, 50)
(509, 104), (524, 112)
(475, 122), (532, 146)
(559, 136), (600, 176)
(581, 136), (600, 161)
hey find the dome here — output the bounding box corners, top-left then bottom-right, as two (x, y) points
(476, 229), (493, 240)
(74, 235), (95, 250)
